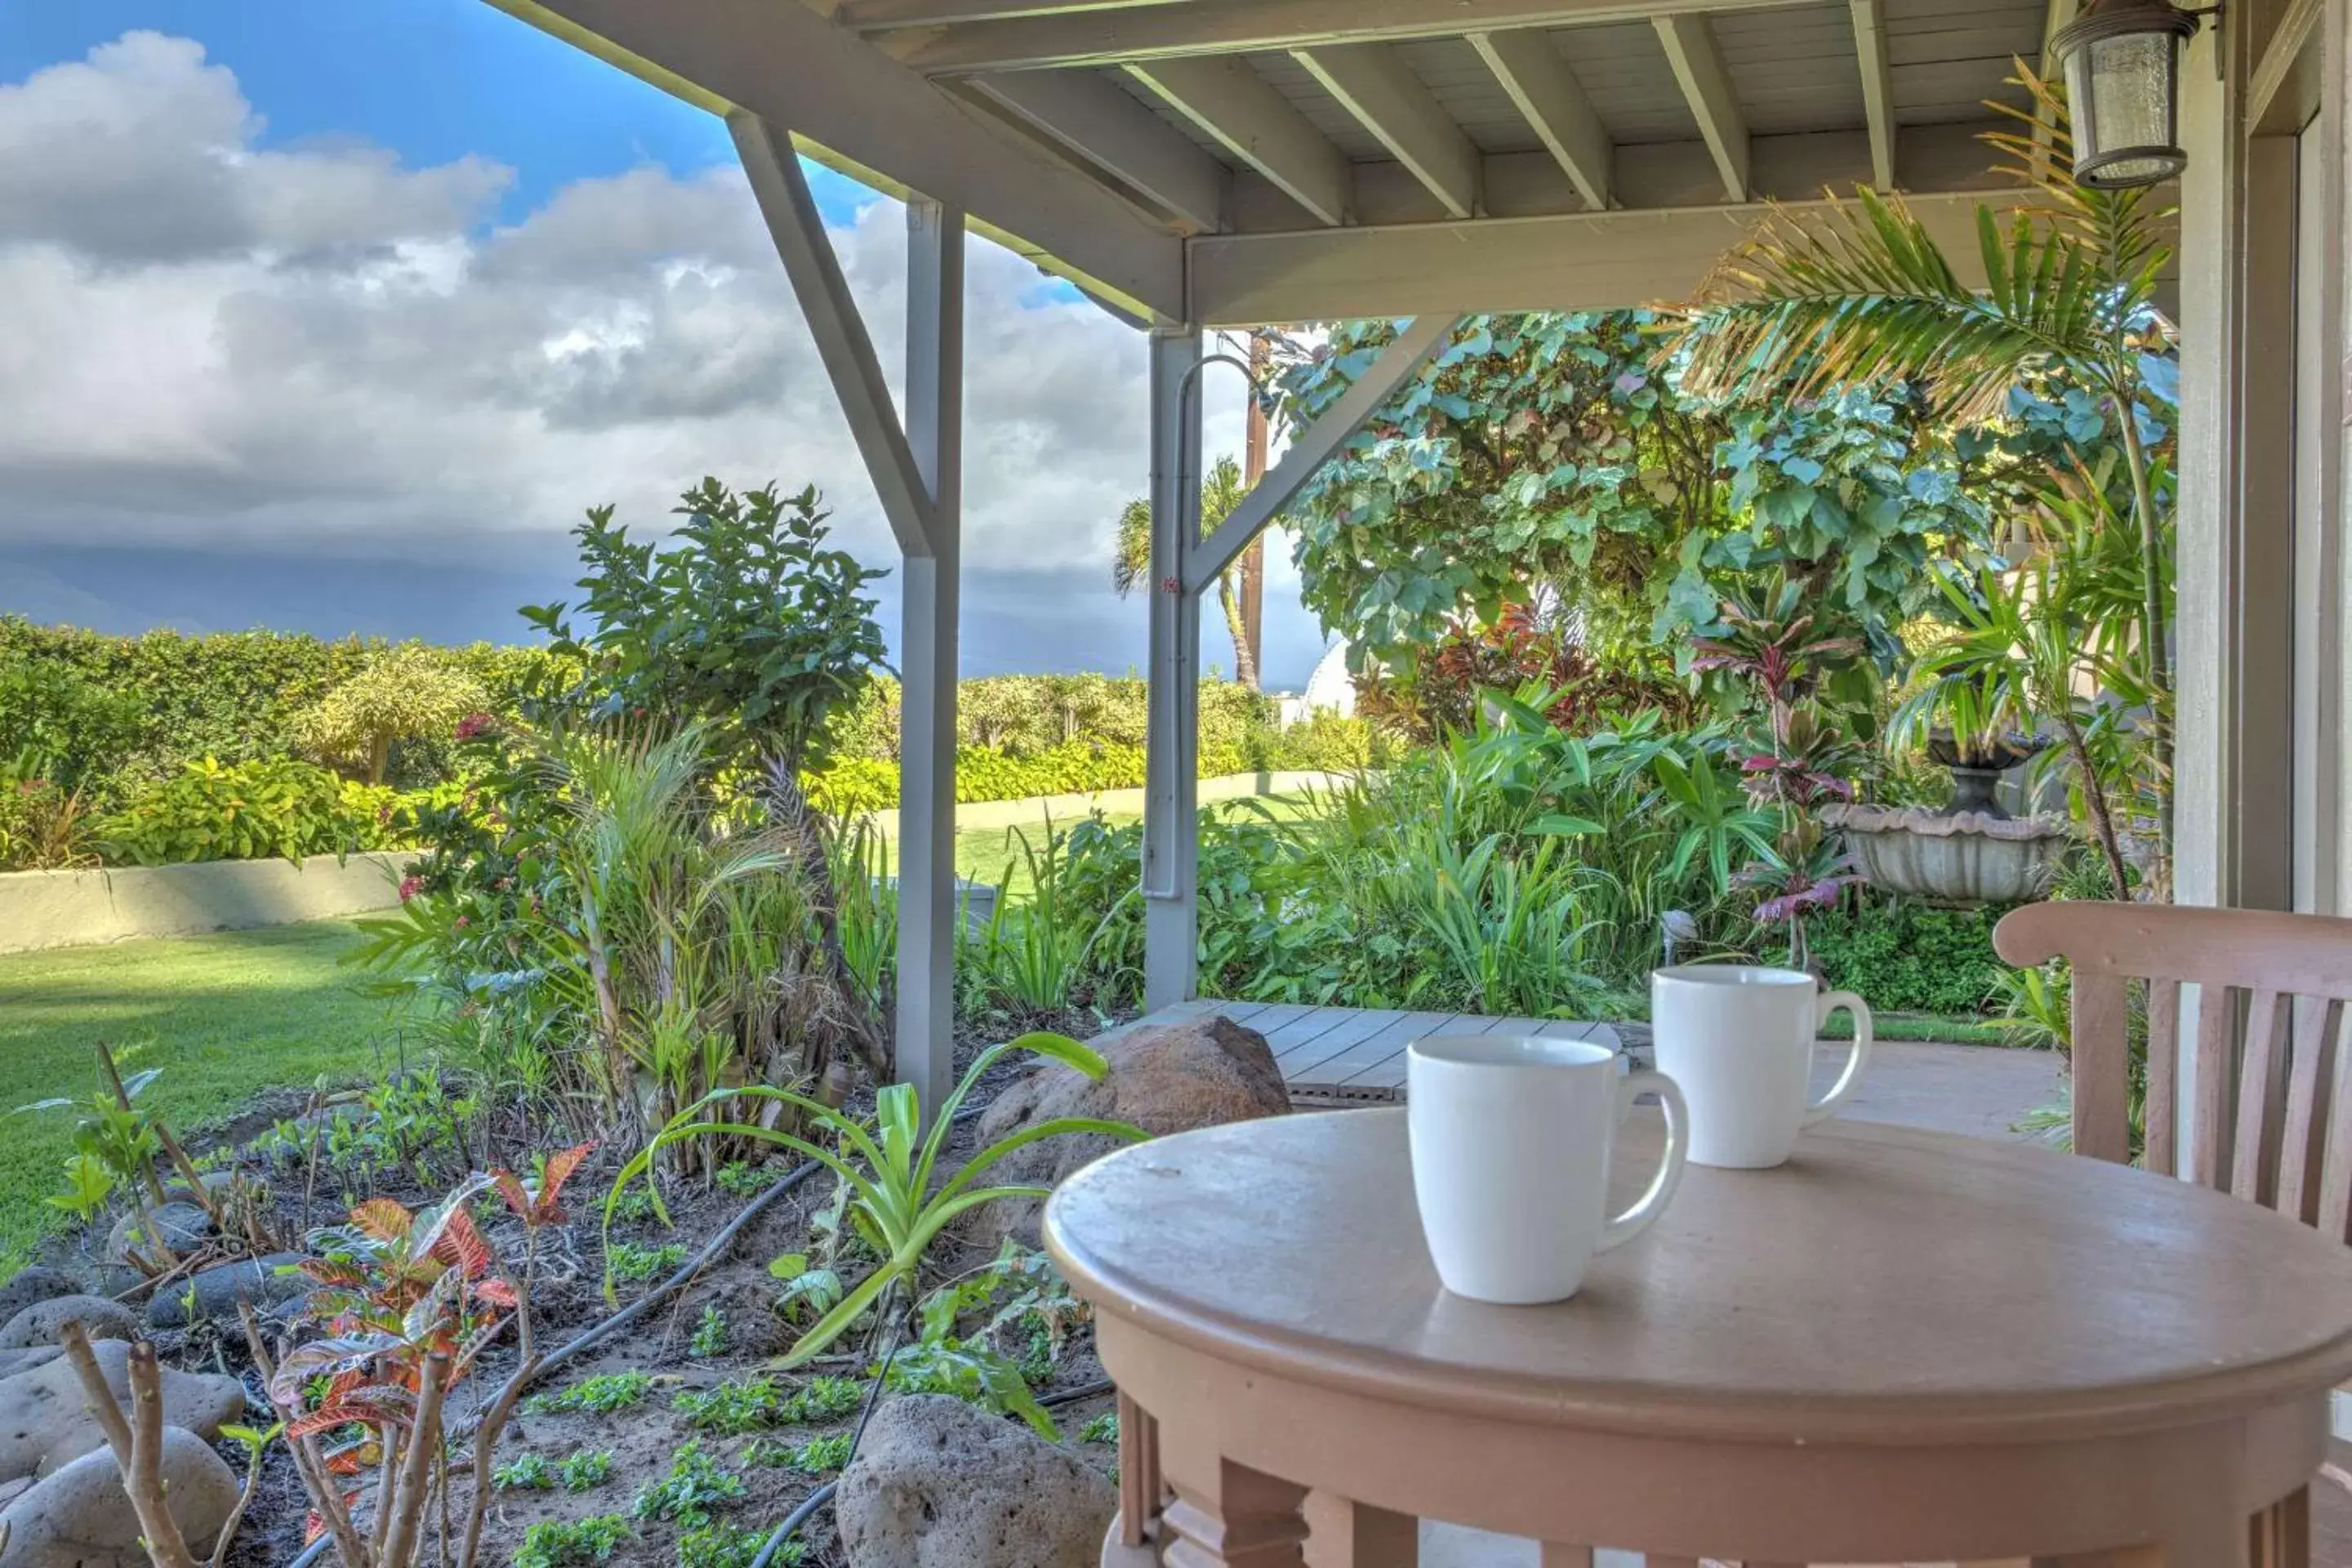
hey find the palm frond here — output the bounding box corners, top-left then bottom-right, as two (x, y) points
(1668, 65), (2172, 421)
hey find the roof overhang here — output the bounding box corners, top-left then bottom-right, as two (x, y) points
(488, 0), (2074, 328)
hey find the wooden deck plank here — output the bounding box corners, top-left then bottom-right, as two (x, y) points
(1339, 1010), (1515, 1089)
(1117, 1003), (1620, 1093)
(1276, 1008), (1407, 1078)
(1260, 1006), (1352, 1059)
(1286, 1009), (1460, 1087)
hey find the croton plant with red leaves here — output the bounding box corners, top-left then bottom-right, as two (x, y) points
(267, 1143), (594, 1550)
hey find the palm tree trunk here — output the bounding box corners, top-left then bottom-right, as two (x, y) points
(1217, 575), (1256, 688)
(2116, 405), (2172, 889)
(2059, 710), (2132, 902)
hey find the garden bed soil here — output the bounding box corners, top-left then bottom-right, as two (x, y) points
(18, 1007), (1128, 1568)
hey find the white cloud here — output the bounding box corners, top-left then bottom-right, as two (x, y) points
(0, 29), (1258, 606)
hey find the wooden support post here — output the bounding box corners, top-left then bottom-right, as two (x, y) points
(898, 196), (964, 1124)
(1144, 327), (1204, 1013)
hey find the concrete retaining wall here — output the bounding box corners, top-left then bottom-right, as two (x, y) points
(0, 852), (408, 955)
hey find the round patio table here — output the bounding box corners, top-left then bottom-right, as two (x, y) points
(1045, 1108), (2352, 1567)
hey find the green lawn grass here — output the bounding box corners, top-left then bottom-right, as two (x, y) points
(0, 922), (394, 1272)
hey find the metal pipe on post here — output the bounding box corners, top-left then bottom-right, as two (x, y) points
(899, 198), (964, 1125)
(1143, 327), (1204, 1013)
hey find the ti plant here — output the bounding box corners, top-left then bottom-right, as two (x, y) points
(606, 1031), (1143, 1365)
(1691, 575), (1867, 966)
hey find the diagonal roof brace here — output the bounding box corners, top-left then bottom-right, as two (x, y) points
(1183, 314), (1461, 595)
(731, 112), (940, 559)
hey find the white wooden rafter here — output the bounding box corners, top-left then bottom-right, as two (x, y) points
(879, 0), (1806, 73)
(1126, 55), (1352, 225)
(1293, 43), (1481, 219)
(1849, 0), (1897, 189)
(487, 0), (1183, 321)
(1183, 315), (1463, 594)
(1470, 29), (1614, 210)
(1651, 12), (1750, 202)
(961, 69), (1231, 232)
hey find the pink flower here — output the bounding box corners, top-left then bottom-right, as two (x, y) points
(398, 875), (422, 902)
(455, 711), (497, 742)
(454, 915), (470, 929)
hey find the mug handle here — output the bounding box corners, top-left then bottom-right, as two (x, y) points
(1600, 1068), (1688, 1253)
(1804, 990), (1874, 1126)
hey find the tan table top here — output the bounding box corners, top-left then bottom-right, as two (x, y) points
(1045, 1108), (2352, 1447)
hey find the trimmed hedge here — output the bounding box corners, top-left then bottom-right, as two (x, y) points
(826, 673), (1278, 763)
(804, 720), (1377, 814)
(0, 617), (559, 795)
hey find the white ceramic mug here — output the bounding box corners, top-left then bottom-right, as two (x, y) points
(1650, 964), (1873, 1169)
(1405, 1035), (1688, 1305)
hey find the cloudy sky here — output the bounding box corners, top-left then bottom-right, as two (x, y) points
(0, 3), (1330, 685)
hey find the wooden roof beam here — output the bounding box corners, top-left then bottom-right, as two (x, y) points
(963, 69), (1232, 230)
(1652, 13), (1749, 202)
(844, 0), (1200, 24)
(1849, 0), (1897, 189)
(881, 0), (1804, 74)
(1470, 29), (1612, 209)
(1126, 55), (1352, 225)
(484, 0), (1183, 320)
(1293, 42), (1480, 218)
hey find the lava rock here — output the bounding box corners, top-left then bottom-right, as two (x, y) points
(0, 1425), (238, 1566)
(0, 1298), (139, 1352)
(146, 1253), (308, 1330)
(0, 1276), (77, 1331)
(967, 1015), (1291, 1248)
(836, 1394), (1115, 1568)
(0, 1338), (245, 1481)
(102, 1204), (212, 1269)
(0, 1356), (58, 1386)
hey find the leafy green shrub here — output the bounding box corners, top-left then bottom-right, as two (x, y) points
(1806, 899), (2012, 1016)
(0, 616), (564, 795)
(495, 1454), (555, 1490)
(673, 1376), (787, 1434)
(775, 1433), (851, 1474)
(689, 1303), (728, 1357)
(606, 1241), (684, 1283)
(678, 1525), (792, 1568)
(561, 1450), (615, 1492)
(631, 1442), (746, 1527)
(522, 479), (885, 773)
(525, 1372), (653, 1416)
(96, 756), (390, 866)
(0, 662), (144, 796)
(1080, 1411), (1120, 1445)
(514, 1513), (630, 1568)
(292, 645), (489, 784)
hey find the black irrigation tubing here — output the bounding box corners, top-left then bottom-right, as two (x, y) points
(751, 1480), (840, 1568)
(283, 1159), (825, 1568)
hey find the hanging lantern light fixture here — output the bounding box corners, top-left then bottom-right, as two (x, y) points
(2049, 0), (2215, 189)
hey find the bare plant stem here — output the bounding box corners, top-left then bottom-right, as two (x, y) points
(240, 1305), (370, 1568)
(56, 1324), (203, 1568)
(208, 1437), (269, 1568)
(375, 1350), (448, 1568)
